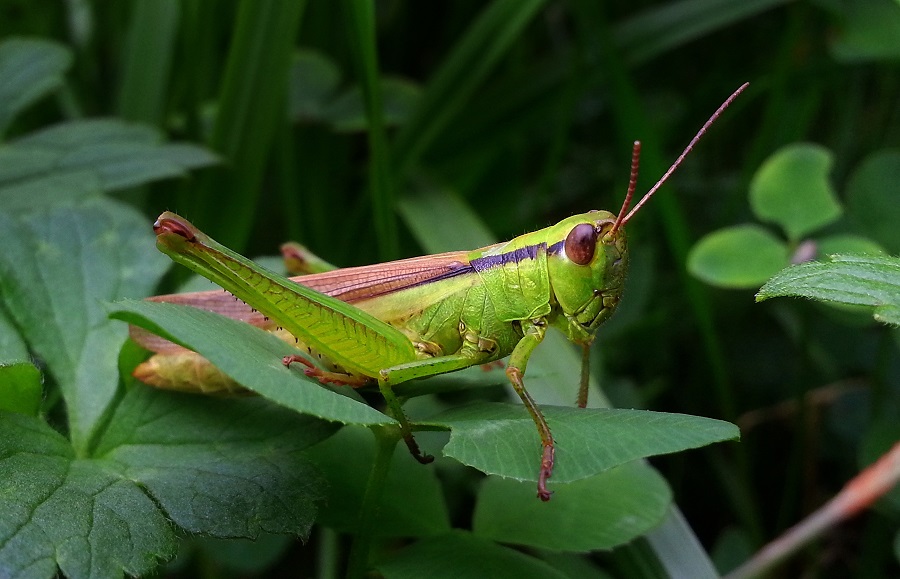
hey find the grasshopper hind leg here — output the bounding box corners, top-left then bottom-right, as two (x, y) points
(282, 355), (369, 387)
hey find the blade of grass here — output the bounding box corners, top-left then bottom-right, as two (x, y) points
(391, 0), (547, 175)
(189, 0), (305, 249)
(117, 0), (180, 125)
(342, 0), (397, 260)
(615, 0), (791, 66)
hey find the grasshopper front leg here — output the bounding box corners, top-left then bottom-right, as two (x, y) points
(506, 319), (554, 501)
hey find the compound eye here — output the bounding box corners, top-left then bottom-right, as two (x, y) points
(564, 223), (597, 265)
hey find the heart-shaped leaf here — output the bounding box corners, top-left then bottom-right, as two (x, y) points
(473, 461), (671, 551)
(749, 143), (842, 241)
(688, 224), (789, 288)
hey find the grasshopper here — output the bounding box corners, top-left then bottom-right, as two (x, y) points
(132, 83), (747, 500)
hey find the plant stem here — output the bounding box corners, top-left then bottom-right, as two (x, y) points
(345, 426), (399, 579)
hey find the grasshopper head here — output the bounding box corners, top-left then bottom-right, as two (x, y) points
(547, 211), (628, 338)
(548, 82), (749, 342)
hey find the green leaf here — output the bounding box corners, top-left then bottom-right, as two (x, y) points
(0, 199), (169, 452)
(425, 403), (739, 484)
(302, 426), (451, 537)
(846, 149), (900, 254)
(1, 388), (333, 578)
(325, 77), (422, 132)
(749, 143), (842, 241)
(0, 38), (72, 136)
(289, 49), (342, 122)
(0, 119), (217, 203)
(473, 462), (671, 551)
(0, 362), (42, 416)
(756, 254), (900, 326)
(93, 387), (334, 538)
(817, 234), (885, 258)
(0, 307), (29, 364)
(109, 300), (396, 426)
(399, 187), (497, 252)
(0, 411), (176, 579)
(376, 530), (569, 579)
(829, 0), (900, 62)
(688, 224), (790, 288)
(0, 170), (103, 211)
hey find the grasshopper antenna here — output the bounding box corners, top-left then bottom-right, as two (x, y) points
(610, 82), (749, 234)
(611, 141), (641, 234)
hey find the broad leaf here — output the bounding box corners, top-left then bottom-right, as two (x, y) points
(93, 387), (334, 537)
(0, 119), (217, 208)
(0, 388), (333, 579)
(0, 38), (71, 136)
(376, 530), (569, 579)
(0, 411), (175, 579)
(424, 403), (739, 483)
(0, 199), (169, 452)
(749, 143), (842, 241)
(756, 254), (900, 326)
(818, 234), (886, 258)
(688, 224), (789, 288)
(110, 299), (396, 426)
(473, 461), (671, 551)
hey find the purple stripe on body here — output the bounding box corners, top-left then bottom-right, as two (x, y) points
(548, 240), (564, 255)
(471, 243), (546, 272)
(349, 242), (548, 302)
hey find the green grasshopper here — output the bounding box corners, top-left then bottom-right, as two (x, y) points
(133, 84), (747, 500)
